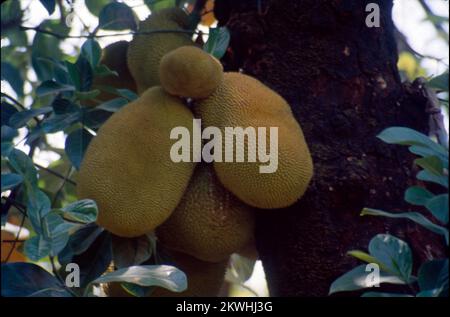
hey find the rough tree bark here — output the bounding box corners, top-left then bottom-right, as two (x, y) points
(214, 0), (445, 296)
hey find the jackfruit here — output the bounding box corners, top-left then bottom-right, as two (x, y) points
(157, 164), (255, 263)
(159, 46), (223, 99)
(127, 8), (195, 94)
(195, 72), (313, 209)
(103, 252), (227, 297)
(77, 87), (196, 237)
(86, 41), (137, 107)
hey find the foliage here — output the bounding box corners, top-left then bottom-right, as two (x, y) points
(1, 0), (229, 297)
(330, 76), (449, 297)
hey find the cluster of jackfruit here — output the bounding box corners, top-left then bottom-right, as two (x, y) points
(77, 7), (313, 297)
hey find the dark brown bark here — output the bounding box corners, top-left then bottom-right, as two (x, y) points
(214, 0), (445, 296)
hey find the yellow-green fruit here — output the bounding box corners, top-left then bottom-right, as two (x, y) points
(88, 41), (137, 106)
(160, 46), (223, 99)
(127, 8), (194, 94)
(195, 72), (313, 209)
(103, 252), (227, 297)
(157, 164), (255, 263)
(77, 87), (196, 237)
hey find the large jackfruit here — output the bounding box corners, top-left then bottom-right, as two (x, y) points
(195, 72), (313, 209)
(157, 164), (255, 263)
(77, 87), (196, 237)
(87, 41), (137, 107)
(103, 252), (227, 297)
(159, 46), (223, 99)
(127, 8), (194, 94)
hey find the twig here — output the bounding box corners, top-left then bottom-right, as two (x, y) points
(4, 213), (26, 263)
(1, 92), (42, 125)
(1, 92), (26, 111)
(418, 0), (448, 42)
(34, 163), (77, 186)
(20, 25), (198, 39)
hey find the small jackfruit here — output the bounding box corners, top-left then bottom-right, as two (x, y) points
(195, 72), (313, 209)
(160, 46), (223, 99)
(77, 87), (196, 237)
(127, 8), (195, 94)
(87, 41), (137, 107)
(157, 164), (255, 263)
(103, 252), (227, 297)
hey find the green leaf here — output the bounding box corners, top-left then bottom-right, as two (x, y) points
(1, 125), (18, 142)
(65, 56), (93, 92)
(26, 190), (52, 234)
(425, 194), (449, 224)
(85, 0), (111, 16)
(41, 212), (74, 255)
(417, 170), (448, 188)
(1, 173), (23, 192)
(361, 292), (413, 297)
(1, 62), (24, 96)
(75, 89), (101, 101)
(377, 127), (447, 157)
(116, 89), (138, 101)
(1, 101), (18, 126)
(329, 264), (406, 295)
(145, 0), (177, 11)
(36, 80), (75, 97)
(1, 262), (67, 297)
(414, 156), (444, 176)
(1, 141), (14, 157)
(362, 208), (449, 245)
(24, 235), (52, 261)
(417, 259), (448, 297)
(81, 39), (102, 68)
(112, 235), (153, 269)
(52, 98), (79, 115)
(91, 265), (188, 293)
(404, 186), (434, 206)
(94, 64), (117, 77)
(94, 97), (128, 112)
(60, 199), (98, 224)
(58, 224), (104, 265)
(228, 254), (256, 283)
(8, 149), (38, 189)
(29, 288), (73, 297)
(204, 27), (230, 59)
(39, 0), (56, 15)
(8, 107), (53, 128)
(368, 234), (413, 283)
(429, 72), (449, 92)
(65, 128), (94, 170)
(98, 2), (137, 31)
(0, 1), (22, 29)
(346, 250), (390, 272)
(72, 231), (112, 288)
(39, 112), (81, 134)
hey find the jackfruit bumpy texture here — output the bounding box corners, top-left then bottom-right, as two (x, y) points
(127, 8), (194, 94)
(103, 252), (227, 297)
(159, 46), (223, 99)
(195, 72), (314, 209)
(157, 164), (255, 263)
(77, 87), (196, 237)
(86, 41), (137, 107)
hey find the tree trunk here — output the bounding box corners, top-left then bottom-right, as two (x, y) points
(214, 0), (444, 296)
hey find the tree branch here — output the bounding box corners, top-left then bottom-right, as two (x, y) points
(34, 163), (77, 186)
(20, 25), (198, 39)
